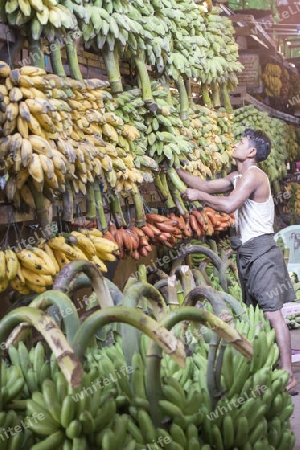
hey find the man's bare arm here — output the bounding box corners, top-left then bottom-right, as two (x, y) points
(177, 169), (236, 194)
(181, 170), (257, 214)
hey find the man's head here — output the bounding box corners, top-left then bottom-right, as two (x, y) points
(241, 128), (271, 162)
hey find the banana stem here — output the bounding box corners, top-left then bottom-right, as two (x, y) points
(71, 306), (186, 365)
(211, 81), (221, 108)
(160, 173), (176, 209)
(134, 50), (154, 103)
(131, 190), (146, 228)
(62, 179), (74, 223)
(175, 266), (196, 298)
(49, 40), (66, 77)
(176, 76), (189, 121)
(65, 40), (83, 81)
(137, 265), (148, 313)
(171, 244), (228, 292)
(67, 274), (124, 306)
(109, 190), (127, 228)
(27, 179), (52, 239)
(27, 35), (45, 69)
(0, 307), (83, 387)
(201, 82), (212, 109)
(102, 45), (123, 94)
(146, 307), (253, 427)
(28, 290), (80, 343)
(53, 261), (114, 309)
(86, 182), (96, 220)
(121, 282), (169, 370)
(154, 174), (175, 208)
(220, 83), (233, 114)
(192, 268), (208, 286)
(207, 334), (220, 408)
(94, 179), (108, 233)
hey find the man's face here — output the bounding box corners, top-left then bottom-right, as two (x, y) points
(232, 135), (255, 161)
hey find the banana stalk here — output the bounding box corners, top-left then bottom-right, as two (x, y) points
(86, 182), (96, 220)
(65, 40), (83, 81)
(211, 81), (221, 108)
(137, 264), (148, 313)
(0, 306), (83, 387)
(176, 76), (189, 121)
(110, 190), (127, 228)
(146, 307), (253, 427)
(49, 40), (66, 77)
(53, 261), (114, 308)
(154, 174), (176, 209)
(28, 290), (80, 343)
(201, 82), (212, 109)
(220, 83), (233, 114)
(102, 45), (123, 94)
(131, 189), (146, 228)
(27, 179), (52, 239)
(62, 179), (74, 223)
(94, 179), (108, 233)
(71, 306), (186, 365)
(134, 49), (156, 109)
(67, 274), (124, 306)
(171, 245), (228, 292)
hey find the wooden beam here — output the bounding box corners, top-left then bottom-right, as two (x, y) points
(234, 26), (254, 36)
(0, 23), (16, 44)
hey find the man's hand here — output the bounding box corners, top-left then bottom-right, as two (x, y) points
(181, 188), (202, 202)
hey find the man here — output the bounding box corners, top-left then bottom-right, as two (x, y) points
(177, 128), (297, 392)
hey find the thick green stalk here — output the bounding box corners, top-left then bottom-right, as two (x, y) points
(94, 179), (108, 233)
(134, 50), (154, 103)
(86, 182), (96, 220)
(137, 265), (148, 313)
(132, 190), (146, 228)
(121, 282), (169, 370)
(27, 35), (45, 69)
(192, 268), (208, 286)
(175, 266), (196, 298)
(0, 307), (83, 387)
(28, 291), (80, 343)
(220, 83), (233, 114)
(154, 174), (176, 208)
(49, 40), (66, 77)
(201, 82), (212, 109)
(62, 179), (74, 223)
(176, 76), (189, 121)
(211, 81), (221, 108)
(71, 306), (186, 365)
(27, 179), (51, 239)
(171, 244), (228, 292)
(110, 191), (127, 228)
(146, 307), (253, 427)
(65, 40), (83, 81)
(53, 261), (114, 309)
(102, 44), (123, 94)
(167, 275), (180, 310)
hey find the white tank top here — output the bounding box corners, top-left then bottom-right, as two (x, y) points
(233, 166), (274, 245)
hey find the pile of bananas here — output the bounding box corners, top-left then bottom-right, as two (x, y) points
(0, 229), (118, 294)
(4, 301), (294, 449)
(0, 62), (144, 209)
(285, 311), (300, 329)
(285, 182), (300, 216)
(262, 64), (282, 97)
(233, 105), (299, 182)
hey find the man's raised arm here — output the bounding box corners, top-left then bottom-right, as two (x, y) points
(177, 169), (236, 194)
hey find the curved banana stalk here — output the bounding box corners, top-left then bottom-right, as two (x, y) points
(171, 244), (228, 292)
(53, 261), (114, 308)
(71, 306), (186, 367)
(146, 306), (253, 426)
(0, 306), (83, 388)
(122, 282), (169, 369)
(28, 290), (80, 343)
(67, 274), (124, 307)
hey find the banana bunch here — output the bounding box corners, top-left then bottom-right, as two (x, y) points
(285, 182), (300, 215)
(5, 230), (118, 294)
(285, 311), (300, 329)
(234, 105), (299, 182)
(262, 64), (282, 97)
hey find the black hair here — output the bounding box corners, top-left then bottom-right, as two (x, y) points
(242, 128), (271, 162)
